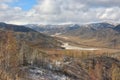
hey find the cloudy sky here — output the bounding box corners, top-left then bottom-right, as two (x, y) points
(0, 0), (120, 25)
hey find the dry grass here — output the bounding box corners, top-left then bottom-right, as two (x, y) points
(56, 35), (120, 49)
(40, 48), (120, 62)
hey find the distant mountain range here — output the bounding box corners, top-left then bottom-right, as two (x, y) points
(1, 22), (120, 48)
(25, 22), (119, 34)
(26, 22), (120, 48)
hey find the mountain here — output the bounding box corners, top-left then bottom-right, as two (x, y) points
(26, 22), (115, 34)
(0, 22), (36, 32)
(63, 22), (115, 37)
(114, 24), (120, 32)
(26, 22), (120, 48)
(62, 23), (120, 48)
(0, 22), (61, 49)
(25, 24), (72, 35)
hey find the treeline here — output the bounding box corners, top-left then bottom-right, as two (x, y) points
(0, 31), (21, 80)
(0, 31), (47, 80)
(0, 31), (39, 80)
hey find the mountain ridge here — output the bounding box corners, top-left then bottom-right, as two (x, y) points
(25, 22), (120, 48)
(0, 22), (62, 49)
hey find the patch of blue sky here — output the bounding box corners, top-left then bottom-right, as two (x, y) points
(8, 0), (37, 11)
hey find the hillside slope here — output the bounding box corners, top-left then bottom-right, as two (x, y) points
(0, 22), (61, 49)
(27, 22), (120, 48)
(62, 23), (120, 48)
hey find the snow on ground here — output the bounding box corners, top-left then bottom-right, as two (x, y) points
(28, 67), (70, 80)
(51, 33), (62, 37)
(61, 43), (100, 51)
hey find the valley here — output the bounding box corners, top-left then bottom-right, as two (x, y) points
(1, 0), (120, 80)
(25, 22), (120, 80)
(0, 22), (120, 80)
(27, 23), (120, 48)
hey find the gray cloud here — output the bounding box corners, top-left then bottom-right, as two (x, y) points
(0, 0), (120, 24)
(76, 0), (120, 8)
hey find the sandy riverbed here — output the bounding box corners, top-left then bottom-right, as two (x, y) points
(61, 43), (100, 51)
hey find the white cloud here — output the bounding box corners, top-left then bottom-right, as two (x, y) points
(0, 3), (9, 10)
(0, 0), (120, 24)
(0, 3), (25, 23)
(36, 0), (61, 14)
